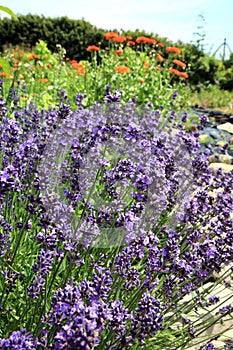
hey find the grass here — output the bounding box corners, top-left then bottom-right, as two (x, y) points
(189, 84), (233, 113)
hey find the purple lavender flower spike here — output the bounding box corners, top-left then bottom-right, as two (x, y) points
(37, 99), (195, 249)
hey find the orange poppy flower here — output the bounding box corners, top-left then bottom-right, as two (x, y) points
(168, 68), (180, 75)
(173, 59), (186, 69)
(70, 59), (78, 64)
(112, 35), (126, 43)
(143, 60), (149, 68)
(77, 68), (85, 75)
(127, 40), (135, 46)
(156, 54), (164, 62)
(76, 64), (85, 75)
(28, 53), (40, 60)
(27, 54), (34, 61)
(66, 57), (70, 61)
(126, 35), (133, 40)
(115, 48), (123, 55)
(166, 46), (181, 54)
(136, 36), (156, 44)
(139, 78), (144, 84)
(168, 68), (188, 78)
(115, 65), (130, 73)
(71, 62), (81, 69)
(178, 72), (188, 78)
(47, 64), (52, 69)
(0, 72), (8, 77)
(147, 38), (156, 44)
(38, 78), (48, 83)
(104, 32), (118, 40)
(157, 42), (164, 47)
(86, 45), (100, 51)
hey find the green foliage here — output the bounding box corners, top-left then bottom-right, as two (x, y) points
(0, 5), (17, 74)
(189, 84), (233, 110)
(0, 15), (106, 61)
(0, 14), (232, 92)
(0, 5), (17, 19)
(0, 57), (11, 74)
(217, 53), (233, 90)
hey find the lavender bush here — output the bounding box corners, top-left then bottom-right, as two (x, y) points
(0, 80), (233, 349)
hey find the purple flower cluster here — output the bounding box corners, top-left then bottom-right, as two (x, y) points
(0, 329), (38, 349)
(40, 278), (164, 349)
(1, 82), (233, 348)
(28, 248), (56, 299)
(0, 217), (12, 257)
(41, 282), (109, 349)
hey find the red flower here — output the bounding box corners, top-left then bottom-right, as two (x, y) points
(178, 72), (188, 78)
(156, 54), (164, 62)
(173, 59), (186, 68)
(86, 45), (100, 51)
(136, 36), (156, 44)
(104, 32), (118, 40)
(168, 68), (188, 78)
(166, 46), (181, 54)
(115, 48), (123, 55)
(127, 40), (135, 46)
(38, 78), (48, 83)
(157, 42), (164, 47)
(143, 60), (149, 67)
(115, 65), (130, 73)
(112, 35), (126, 43)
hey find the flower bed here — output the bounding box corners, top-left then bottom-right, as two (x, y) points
(0, 37), (233, 350)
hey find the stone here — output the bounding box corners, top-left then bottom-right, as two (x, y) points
(216, 140), (228, 147)
(188, 340), (227, 350)
(208, 128), (222, 140)
(180, 282), (233, 348)
(198, 134), (214, 144)
(213, 264), (233, 291)
(185, 123), (198, 133)
(208, 154), (232, 164)
(209, 163), (233, 172)
(211, 340), (229, 347)
(227, 149), (233, 157)
(211, 146), (225, 154)
(218, 328), (233, 342)
(201, 126), (232, 141)
(217, 122), (233, 134)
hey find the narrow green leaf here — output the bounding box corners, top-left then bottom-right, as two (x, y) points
(0, 57), (11, 75)
(0, 5), (18, 20)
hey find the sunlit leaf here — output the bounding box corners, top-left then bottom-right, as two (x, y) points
(0, 5), (18, 19)
(0, 57), (11, 75)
